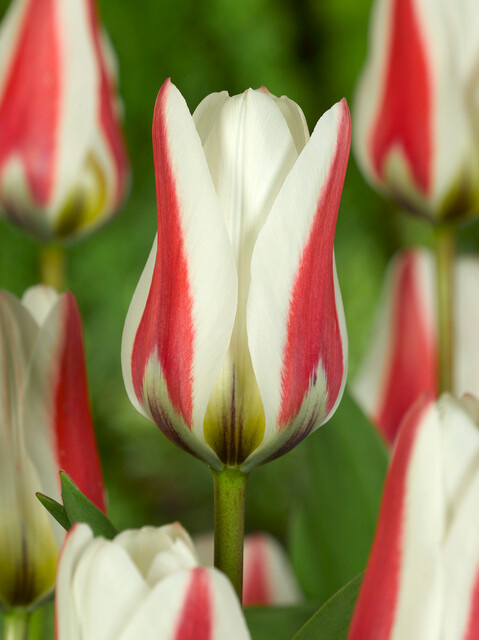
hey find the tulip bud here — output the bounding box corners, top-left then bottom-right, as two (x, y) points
(0, 0), (129, 241)
(354, 0), (479, 221)
(352, 249), (479, 445)
(0, 286), (104, 608)
(122, 79), (350, 472)
(348, 393), (479, 638)
(56, 523), (251, 640)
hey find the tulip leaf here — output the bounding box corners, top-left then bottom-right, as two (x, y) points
(244, 603), (319, 640)
(36, 492), (72, 531)
(290, 390), (388, 602)
(60, 472), (117, 540)
(292, 573), (362, 639)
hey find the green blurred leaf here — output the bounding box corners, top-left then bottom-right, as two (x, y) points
(244, 603), (319, 640)
(290, 390), (388, 601)
(293, 573), (362, 640)
(61, 472), (117, 540)
(36, 493), (71, 531)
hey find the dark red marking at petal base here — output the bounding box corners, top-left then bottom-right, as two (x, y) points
(54, 294), (105, 511)
(376, 252), (437, 445)
(85, 0), (129, 205)
(278, 101), (350, 427)
(371, 0), (432, 194)
(243, 535), (271, 606)
(348, 394), (434, 640)
(174, 568), (212, 640)
(464, 568), (479, 640)
(131, 80), (194, 428)
(0, 0), (60, 206)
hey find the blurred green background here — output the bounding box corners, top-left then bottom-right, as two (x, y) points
(1, 0), (479, 620)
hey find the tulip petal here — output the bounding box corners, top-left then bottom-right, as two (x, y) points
(22, 285), (59, 325)
(243, 534), (303, 606)
(259, 89), (310, 153)
(245, 99), (350, 470)
(442, 445), (479, 638)
(455, 258), (479, 399)
(122, 79), (237, 469)
(118, 567), (250, 640)
(354, 0), (471, 218)
(114, 525), (198, 586)
(193, 91), (229, 145)
(347, 395), (443, 640)
(0, 291), (58, 606)
(351, 250), (437, 445)
(23, 292), (105, 514)
(199, 88), (299, 465)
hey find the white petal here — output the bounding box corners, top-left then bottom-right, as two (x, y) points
(21, 285), (59, 325)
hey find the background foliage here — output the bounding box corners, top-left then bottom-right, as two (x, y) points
(1, 0), (479, 634)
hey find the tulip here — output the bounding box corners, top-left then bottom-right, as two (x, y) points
(55, 522), (251, 640)
(0, 0), (129, 241)
(354, 0), (479, 221)
(351, 249), (479, 445)
(194, 532), (303, 606)
(122, 79), (350, 473)
(0, 286), (104, 608)
(348, 393), (479, 639)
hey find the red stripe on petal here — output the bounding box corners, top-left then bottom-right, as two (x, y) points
(54, 294), (105, 511)
(243, 535), (271, 606)
(376, 252), (437, 445)
(174, 568), (212, 640)
(131, 80), (194, 428)
(464, 568), (479, 640)
(347, 394), (434, 640)
(85, 0), (129, 206)
(371, 0), (432, 194)
(0, 0), (60, 206)
(278, 102), (350, 427)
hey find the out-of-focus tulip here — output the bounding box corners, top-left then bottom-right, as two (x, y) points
(122, 79), (350, 472)
(0, 286), (104, 608)
(351, 249), (479, 445)
(0, 0), (129, 241)
(354, 0), (479, 221)
(194, 532), (303, 606)
(56, 522), (251, 640)
(348, 393), (479, 639)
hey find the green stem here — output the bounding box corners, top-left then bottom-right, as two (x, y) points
(212, 468), (248, 600)
(434, 225), (455, 394)
(3, 610), (31, 640)
(39, 244), (65, 291)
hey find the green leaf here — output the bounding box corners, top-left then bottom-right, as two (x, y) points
(290, 390), (388, 602)
(244, 603), (319, 640)
(60, 472), (117, 540)
(293, 574), (362, 640)
(36, 493), (71, 531)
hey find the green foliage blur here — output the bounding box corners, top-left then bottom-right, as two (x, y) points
(1, 0), (479, 624)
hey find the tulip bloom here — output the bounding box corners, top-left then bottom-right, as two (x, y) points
(352, 249), (479, 445)
(354, 0), (479, 221)
(348, 393), (479, 639)
(194, 532), (303, 606)
(0, 0), (129, 241)
(0, 286), (104, 608)
(122, 80), (350, 472)
(56, 522), (251, 640)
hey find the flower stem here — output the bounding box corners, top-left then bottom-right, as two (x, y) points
(212, 468), (248, 600)
(39, 244), (65, 291)
(434, 224), (455, 394)
(3, 610), (31, 640)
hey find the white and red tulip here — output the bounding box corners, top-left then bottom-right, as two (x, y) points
(122, 80), (350, 472)
(352, 249), (479, 445)
(0, 0), (129, 241)
(0, 286), (104, 608)
(354, 0), (479, 221)
(194, 532), (303, 606)
(348, 393), (479, 639)
(55, 522), (251, 640)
